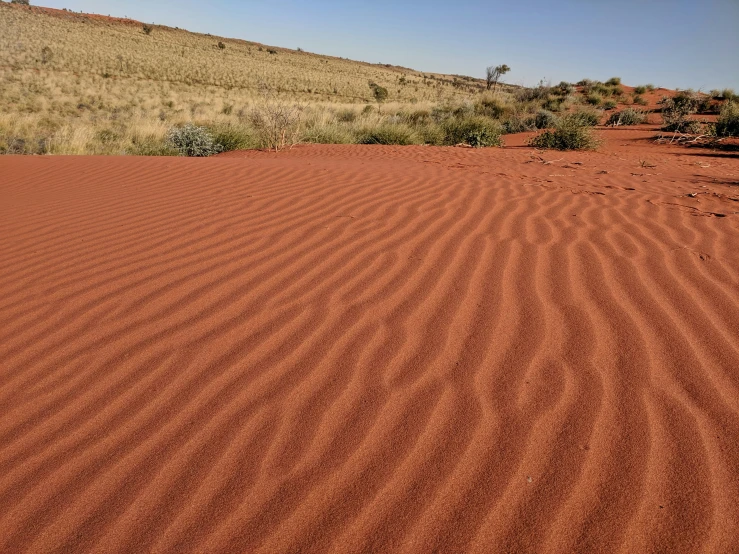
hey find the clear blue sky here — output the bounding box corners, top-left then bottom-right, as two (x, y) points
(39, 0), (739, 90)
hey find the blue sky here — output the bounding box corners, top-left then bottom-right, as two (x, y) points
(40, 0), (739, 90)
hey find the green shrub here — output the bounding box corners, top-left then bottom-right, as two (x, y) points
(128, 137), (178, 156)
(528, 116), (600, 150)
(167, 123), (223, 156)
(608, 85), (624, 97)
(645, 84), (655, 91)
(661, 91), (699, 132)
(302, 124), (353, 144)
(722, 88), (736, 100)
(606, 77), (622, 86)
(632, 95), (648, 106)
(586, 92), (603, 106)
(209, 124), (256, 151)
(569, 108), (601, 127)
(603, 99), (617, 110)
(634, 85), (647, 94)
(503, 112), (536, 133)
(142, 24), (153, 35)
(534, 110), (557, 129)
(475, 95), (507, 118)
(441, 116), (503, 147)
(716, 102), (739, 137)
(356, 123), (418, 145)
(606, 108), (647, 126)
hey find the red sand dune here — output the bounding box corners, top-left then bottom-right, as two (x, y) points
(1, 135), (739, 553)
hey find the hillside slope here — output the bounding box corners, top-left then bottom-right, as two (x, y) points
(0, 2), (485, 103)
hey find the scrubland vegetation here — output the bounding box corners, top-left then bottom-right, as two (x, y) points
(1, 3), (737, 154)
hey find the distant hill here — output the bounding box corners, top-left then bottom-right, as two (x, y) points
(0, 2), (489, 103)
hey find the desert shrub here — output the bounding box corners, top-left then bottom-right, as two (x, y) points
(166, 123), (223, 156)
(645, 84), (655, 91)
(577, 79), (593, 87)
(529, 116), (600, 150)
(418, 124), (445, 146)
(475, 94), (507, 118)
(603, 99), (617, 110)
(302, 124), (353, 144)
(634, 85), (647, 94)
(606, 108), (647, 126)
(570, 108), (601, 126)
(441, 116), (503, 147)
(632, 95), (648, 106)
(129, 136), (178, 156)
(543, 96), (564, 112)
(404, 108), (432, 125)
(661, 91), (699, 132)
(217, 42), (226, 50)
(608, 85), (624, 97)
(362, 105), (374, 115)
(534, 110), (557, 129)
(11, 0), (31, 4)
(142, 24), (153, 35)
(586, 92), (603, 106)
(721, 88), (736, 100)
(515, 84), (552, 103)
(41, 46), (53, 64)
(356, 123), (418, 145)
(716, 102), (739, 137)
(606, 77), (622, 86)
(209, 124), (256, 151)
(503, 112), (536, 133)
(556, 82), (575, 95)
(710, 89), (722, 99)
(336, 109), (357, 122)
(250, 101), (304, 151)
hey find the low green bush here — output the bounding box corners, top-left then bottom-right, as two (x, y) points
(632, 95), (648, 106)
(569, 108), (601, 127)
(209, 124), (256, 151)
(441, 116), (503, 147)
(606, 77), (622, 86)
(634, 85), (647, 94)
(167, 123), (223, 156)
(356, 123), (418, 145)
(528, 115), (601, 150)
(716, 102), (739, 137)
(534, 110), (557, 129)
(603, 99), (617, 110)
(606, 108), (648, 126)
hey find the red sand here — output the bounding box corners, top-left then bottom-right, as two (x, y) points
(1, 134), (739, 553)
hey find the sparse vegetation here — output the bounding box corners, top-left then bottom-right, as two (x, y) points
(716, 102), (739, 137)
(606, 77), (621, 86)
(142, 23), (153, 35)
(166, 123), (222, 156)
(661, 91), (699, 132)
(529, 114), (601, 150)
(634, 85), (647, 94)
(606, 108), (647, 126)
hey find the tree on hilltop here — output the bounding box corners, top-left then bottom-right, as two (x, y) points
(486, 64), (510, 91)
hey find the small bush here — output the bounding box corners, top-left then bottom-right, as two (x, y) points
(586, 92), (603, 106)
(142, 24), (153, 35)
(632, 95), (648, 106)
(210, 124), (256, 151)
(716, 102), (739, 137)
(529, 116), (600, 150)
(606, 77), (622, 86)
(503, 112), (536, 133)
(167, 123), (223, 156)
(608, 85), (624, 97)
(569, 108), (601, 127)
(606, 108), (648, 126)
(661, 91), (699, 132)
(721, 88), (736, 100)
(302, 124), (353, 144)
(645, 84), (655, 91)
(534, 110), (557, 129)
(356, 123), (418, 145)
(441, 116), (503, 147)
(603, 99), (617, 110)
(634, 85), (647, 94)
(336, 109), (357, 122)
(217, 42), (226, 50)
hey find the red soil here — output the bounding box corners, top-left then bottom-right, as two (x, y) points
(1, 134), (739, 553)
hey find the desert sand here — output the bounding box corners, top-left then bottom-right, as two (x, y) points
(1, 132), (739, 553)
